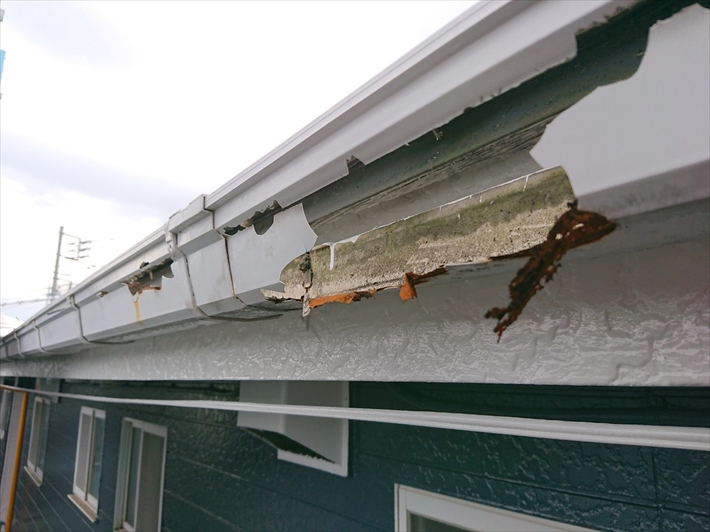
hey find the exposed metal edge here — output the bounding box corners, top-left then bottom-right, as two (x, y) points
(204, 1), (522, 206)
(205, 0), (634, 228)
(1, 385), (706, 452)
(531, 4), (710, 219)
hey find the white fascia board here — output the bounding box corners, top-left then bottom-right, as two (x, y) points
(205, 0), (635, 230)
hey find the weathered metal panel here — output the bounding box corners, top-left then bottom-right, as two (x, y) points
(227, 204), (318, 305)
(80, 258), (194, 341)
(16, 328), (40, 356)
(34, 310), (81, 351)
(532, 4), (710, 219)
(186, 240), (246, 316)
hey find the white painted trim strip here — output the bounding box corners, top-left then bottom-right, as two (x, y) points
(2, 385), (707, 452)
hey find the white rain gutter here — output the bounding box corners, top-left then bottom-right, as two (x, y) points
(3, 0), (684, 360)
(1, 385), (707, 452)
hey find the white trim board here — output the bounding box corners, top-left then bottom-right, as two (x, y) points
(1, 385), (707, 452)
(395, 485), (596, 531)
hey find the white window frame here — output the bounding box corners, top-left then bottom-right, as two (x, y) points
(0, 389), (12, 439)
(68, 406), (106, 521)
(395, 485), (596, 532)
(114, 418), (168, 532)
(25, 396), (51, 486)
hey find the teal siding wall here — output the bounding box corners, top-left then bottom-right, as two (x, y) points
(6, 381), (709, 531)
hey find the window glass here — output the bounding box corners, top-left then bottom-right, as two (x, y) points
(26, 397), (50, 483)
(70, 406), (106, 519)
(116, 418), (167, 532)
(88, 415), (105, 500)
(75, 412), (92, 492)
(38, 400), (50, 472)
(409, 513), (473, 532)
(136, 431), (166, 531)
(396, 485), (596, 532)
(0, 390), (12, 439)
(124, 426), (142, 528)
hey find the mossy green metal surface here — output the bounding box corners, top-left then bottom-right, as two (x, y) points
(274, 167), (575, 306)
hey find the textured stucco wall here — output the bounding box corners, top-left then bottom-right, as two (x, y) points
(3, 238), (708, 386)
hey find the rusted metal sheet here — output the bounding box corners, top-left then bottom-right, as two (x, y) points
(269, 167), (576, 316)
(122, 258), (174, 296)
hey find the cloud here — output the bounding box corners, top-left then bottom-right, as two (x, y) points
(1, 133), (201, 220)
(3, 1), (131, 67)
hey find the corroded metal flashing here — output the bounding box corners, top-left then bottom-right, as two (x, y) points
(267, 167), (576, 317)
(486, 203), (616, 339)
(122, 258), (175, 296)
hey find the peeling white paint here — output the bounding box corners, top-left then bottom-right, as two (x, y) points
(328, 235), (361, 271)
(531, 4), (710, 219)
(227, 204), (317, 305)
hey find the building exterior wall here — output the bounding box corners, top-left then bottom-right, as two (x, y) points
(6, 381), (709, 531)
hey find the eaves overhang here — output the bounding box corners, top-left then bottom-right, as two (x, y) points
(1, 1), (708, 387)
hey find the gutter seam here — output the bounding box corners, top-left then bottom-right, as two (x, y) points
(68, 296), (134, 347)
(30, 321), (49, 355)
(166, 210), (280, 323)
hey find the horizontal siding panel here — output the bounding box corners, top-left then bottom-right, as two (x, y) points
(355, 452), (660, 532)
(655, 447), (710, 513)
(354, 420), (658, 503)
(166, 459), (377, 532)
(660, 509), (710, 531)
(163, 489), (242, 532)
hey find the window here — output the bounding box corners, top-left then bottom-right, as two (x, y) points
(69, 407), (106, 521)
(395, 485), (595, 532)
(0, 389), (12, 439)
(25, 396), (51, 485)
(114, 418), (167, 532)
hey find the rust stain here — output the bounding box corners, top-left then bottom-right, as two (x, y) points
(126, 282), (162, 297)
(133, 298), (141, 322)
(486, 201), (616, 340)
(123, 258), (173, 296)
(399, 268), (447, 302)
(310, 290), (376, 309)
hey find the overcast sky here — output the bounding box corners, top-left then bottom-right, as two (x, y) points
(0, 0), (475, 322)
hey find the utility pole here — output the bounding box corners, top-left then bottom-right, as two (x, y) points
(49, 226), (64, 301)
(48, 227), (91, 301)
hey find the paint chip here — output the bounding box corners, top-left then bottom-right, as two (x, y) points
(309, 290), (376, 309)
(399, 268), (447, 302)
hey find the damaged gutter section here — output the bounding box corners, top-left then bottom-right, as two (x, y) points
(531, 4), (710, 219)
(0, 202), (319, 359)
(4, 2), (708, 361)
(204, 0), (634, 232)
(268, 167), (577, 316)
